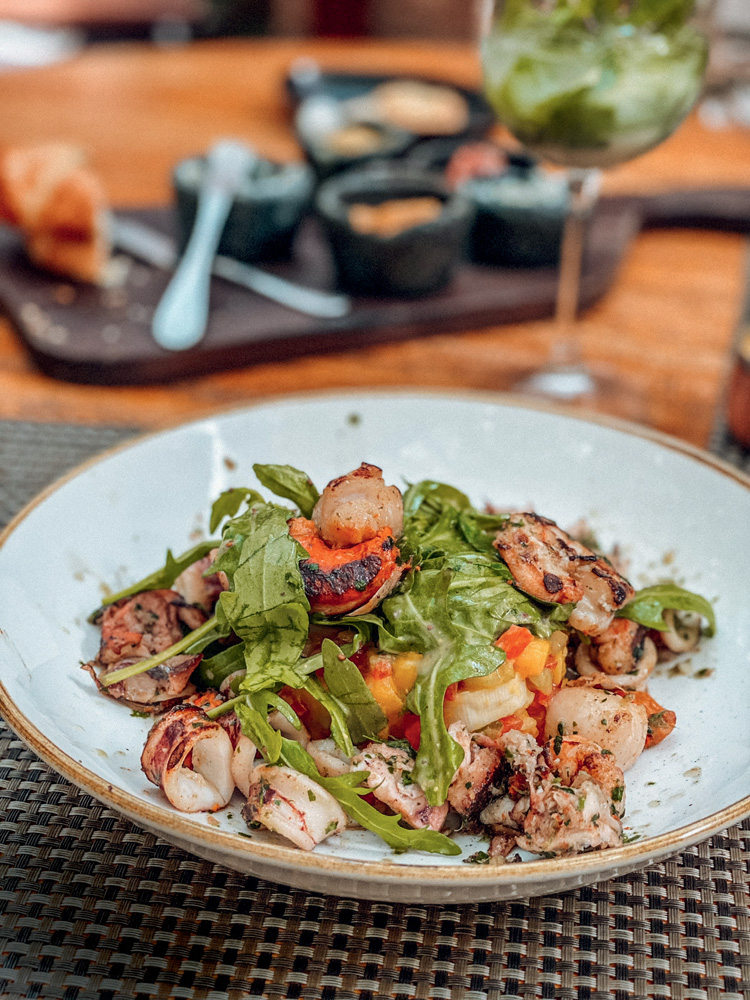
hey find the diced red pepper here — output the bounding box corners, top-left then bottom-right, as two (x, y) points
(498, 714), (523, 735)
(527, 691), (551, 742)
(495, 625), (534, 660)
(389, 711), (421, 751)
(508, 772), (528, 800)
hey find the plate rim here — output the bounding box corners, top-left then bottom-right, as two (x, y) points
(2, 387), (749, 887)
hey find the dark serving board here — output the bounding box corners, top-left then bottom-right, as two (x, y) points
(3, 189), (750, 386)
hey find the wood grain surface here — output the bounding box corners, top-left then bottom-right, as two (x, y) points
(1, 37), (749, 447)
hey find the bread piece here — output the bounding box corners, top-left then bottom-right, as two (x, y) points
(0, 143), (114, 285)
(35, 168), (108, 241)
(0, 144), (84, 229)
(27, 222), (112, 286)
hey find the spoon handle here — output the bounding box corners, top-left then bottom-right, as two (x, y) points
(152, 140), (254, 351)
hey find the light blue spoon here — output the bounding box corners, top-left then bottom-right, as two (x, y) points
(151, 139), (257, 352)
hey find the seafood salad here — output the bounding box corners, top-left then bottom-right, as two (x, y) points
(84, 462), (715, 861)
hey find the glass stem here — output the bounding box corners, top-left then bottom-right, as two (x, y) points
(551, 167), (601, 370)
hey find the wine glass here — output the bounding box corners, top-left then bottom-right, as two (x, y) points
(480, 0), (711, 406)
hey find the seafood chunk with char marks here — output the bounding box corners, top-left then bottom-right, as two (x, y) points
(446, 722), (505, 818)
(94, 589), (207, 665)
(312, 462), (403, 548)
(141, 703), (235, 813)
(173, 551), (227, 614)
(83, 653), (201, 713)
(494, 514), (635, 636)
(351, 743), (448, 831)
(242, 765), (347, 851)
(479, 731), (626, 857)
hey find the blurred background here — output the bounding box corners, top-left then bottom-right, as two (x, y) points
(0, 0), (481, 57)
(2, 1), (749, 110)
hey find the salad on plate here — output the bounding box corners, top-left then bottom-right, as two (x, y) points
(83, 461), (715, 862)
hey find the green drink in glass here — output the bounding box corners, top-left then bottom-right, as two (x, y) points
(481, 0), (710, 403)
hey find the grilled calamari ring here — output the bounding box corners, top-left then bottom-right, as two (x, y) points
(288, 517), (402, 616)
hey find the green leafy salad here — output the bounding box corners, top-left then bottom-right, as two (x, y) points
(482, 0), (707, 167)
(91, 463), (715, 858)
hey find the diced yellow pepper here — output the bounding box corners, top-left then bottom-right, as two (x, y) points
(551, 651), (566, 686)
(391, 652), (420, 696)
(513, 638), (549, 678)
(365, 673), (405, 724)
(527, 666), (554, 694)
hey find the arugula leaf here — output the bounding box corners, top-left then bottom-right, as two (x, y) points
(302, 674), (355, 757)
(235, 699), (460, 856)
(214, 503), (311, 690)
(378, 566), (504, 804)
(408, 638), (505, 804)
(199, 641), (245, 688)
(320, 638), (387, 745)
(253, 463), (320, 518)
(617, 584), (716, 636)
(236, 691), (284, 761)
(457, 509), (510, 554)
(401, 479), (472, 559)
(209, 488), (264, 533)
(100, 540), (218, 607)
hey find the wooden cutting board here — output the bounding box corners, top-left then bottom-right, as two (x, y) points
(2, 189), (750, 386)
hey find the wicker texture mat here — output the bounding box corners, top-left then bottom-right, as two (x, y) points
(1, 419), (749, 1000)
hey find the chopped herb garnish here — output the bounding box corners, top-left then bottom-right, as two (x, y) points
(463, 851), (491, 865)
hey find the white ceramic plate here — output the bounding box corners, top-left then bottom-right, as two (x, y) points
(1, 391), (749, 903)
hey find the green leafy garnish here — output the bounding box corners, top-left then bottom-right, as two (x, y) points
(235, 697), (460, 856)
(319, 638), (387, 745)
(214, 503), (311, 691)
(617, 583), (715, 636)
(253, 463), (320, 518)
(99, 540), (218, 608)
(209, 488), (264, 533)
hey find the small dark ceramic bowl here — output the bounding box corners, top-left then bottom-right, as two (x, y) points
(464, 162), (570, 268)
(174, 155), (314, 264)
(315, 164), (474, 297)
(295, 96), (414, 180)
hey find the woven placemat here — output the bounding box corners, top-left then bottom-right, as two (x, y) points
(1, 419), (749, 1000)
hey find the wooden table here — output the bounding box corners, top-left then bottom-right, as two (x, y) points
(1, 36), (749, 447)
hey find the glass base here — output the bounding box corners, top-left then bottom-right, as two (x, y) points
(512, 363), (646, 423)
(516, 364), (595, 401)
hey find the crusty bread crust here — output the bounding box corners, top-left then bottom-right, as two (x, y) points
(0, 143), (113, 285)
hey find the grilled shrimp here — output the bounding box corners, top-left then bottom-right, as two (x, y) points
(84, 653), (201, 713)
(141, 704), (235, 812)
(312, 463), (404, 547)
(544, 683), (648, 771)
(479, 731), (625, 857)
(95, 589), (207, 666)
(351, 743), (448, 831)
(173, 552), (227, 614)
(520, 737), (625, 855)
(242, 765), (346, 851)
(576, 619), (657, 689)
(494, 514), (635, 636)
(446, 722), (505, 818)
